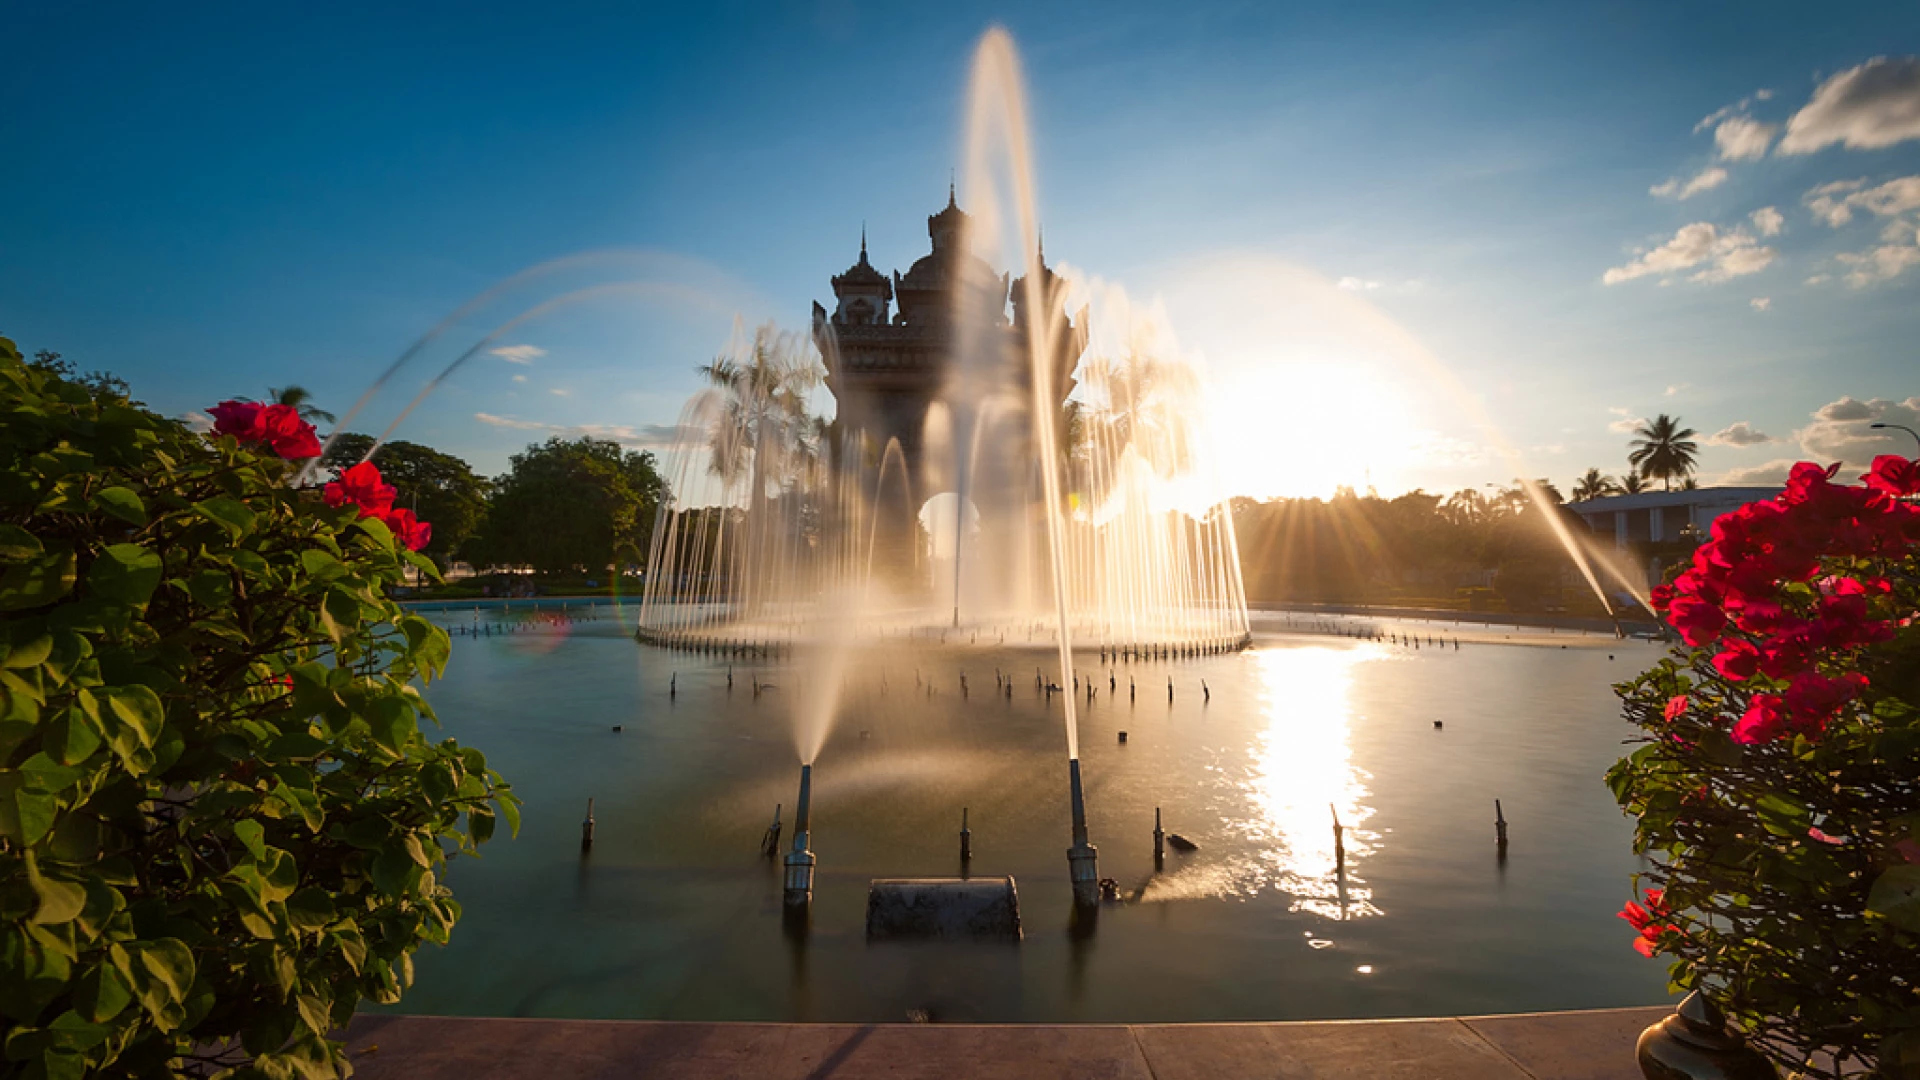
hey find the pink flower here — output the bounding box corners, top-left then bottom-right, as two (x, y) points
(253, 404), (322, 459)
(1732, 694), (1787, 745)
(1711, 640), (1760, 681)
(1662, 695), (1689, 722)
(1807, 827), (1845, 846)
(325, 461), (397, 517)
(1667, 596), (1727, 647)
(209, 400), (264, 438)
(1865, 454), (1919, 498)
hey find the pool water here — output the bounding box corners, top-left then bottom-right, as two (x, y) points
(382, 603), (1672, 1022)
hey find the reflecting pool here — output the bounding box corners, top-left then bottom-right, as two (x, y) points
(379, 602), (1671, 1022)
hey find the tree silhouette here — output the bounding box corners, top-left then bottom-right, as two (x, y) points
(1628, 414), (1699, 491)
(1572, 467), (1621, 502)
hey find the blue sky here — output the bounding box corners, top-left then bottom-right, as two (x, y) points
(3, 2), (1917, 499)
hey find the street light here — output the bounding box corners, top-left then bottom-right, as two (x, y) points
(1871, 422), (1920, 458)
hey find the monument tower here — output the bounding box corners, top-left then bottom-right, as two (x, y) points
(811, 187), (1081, 487)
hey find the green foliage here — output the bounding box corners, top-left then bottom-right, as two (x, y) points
(1608, 581), (1920, 1078)
(0, 339), (518, 1078)
(320, 435), (491, 566)
(470, 436), (666, 576)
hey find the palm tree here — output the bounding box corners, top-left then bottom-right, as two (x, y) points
(1571, 468), (1621, 503)
(1619, 469), (1651, 494)
(268, 385), (336, 425)
(1628, 414), (1700, 491)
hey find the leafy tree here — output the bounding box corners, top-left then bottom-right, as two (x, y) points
(472, 436), (668, 575)
(267, 386), (334, 426)
(0, 339), (516, 1077)
(321, 434), (490, 565)
(21, 348), (131, 401)
(1620, 469), (1652, 495)
(1571, 468), (1621, 502)
(1629, 414), (1700, 491)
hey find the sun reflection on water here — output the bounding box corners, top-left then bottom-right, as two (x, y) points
(1215, 643), (1384, 919)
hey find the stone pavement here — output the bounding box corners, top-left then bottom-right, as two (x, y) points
(344, 1006), (1667, 1079)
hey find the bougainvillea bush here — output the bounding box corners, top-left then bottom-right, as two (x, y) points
(0, 340), (516, 1078)
(1610, 457), (1920, 1079)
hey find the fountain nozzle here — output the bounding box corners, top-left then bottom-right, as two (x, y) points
(784, 765), (816, 908)
(1066, 758), (1100, 908)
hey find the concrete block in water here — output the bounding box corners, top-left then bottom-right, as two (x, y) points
(866, 877), (1021, 942)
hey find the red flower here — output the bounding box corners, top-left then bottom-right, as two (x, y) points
(1662, 695), (1689, 721)
(325, 461), (397, 517)
(381, 506), (432, 552)
(205, 399), (321, 459)
(1667, 596), (1727, 647)
(1865, 454), (1920, 498)
(1619, 890), (1675, 957)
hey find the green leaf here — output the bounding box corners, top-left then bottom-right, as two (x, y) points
(497, 790), (522, 838)
(233, 819), (267, 861)
(73, 964), (133, 1023)
(402, 832), (430, 867)
(372, 847), (420, 896)
(192, 495), (255, 537)
(0, 523), (44, 560)
(0, 549), (77, 611)
(105, 685), (164, 749)
(26, 856), (87, 925)
(318, 588), (360, 646)
(136, 939), (195, 1006)
(285, 888), (336, 932)
(91, 485), (146, 526)
(468, 806), (496, 845)
(2, 633), (53, 670)
(1866, 865), (1920, 931)
(86, 543), (163, 607)
(299, 549), (345, 582)
(43, 709), (101, 766)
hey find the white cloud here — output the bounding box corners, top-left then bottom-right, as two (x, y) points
(1837, 240), (1920, 285)
(1608, 413), (1647, 435)
(1706, 421), (1776, 447)
(1603, 222), (1776, 285)
(1750, 296), (1771, 311)
(549, 388), (570, 396)
(473, 412), (696, 448)
(1805, 273), (1831, 285)
(1714, 116), (1778, 160)
(1336, 276), (1380, 291)
(1749, 206), (1784, 236)
(1796, 395), (1920, 465)
(1779, 56), (1920, 154)
(490, 344), (547, 365)
(1805, 175), (1920, 226)
(1650, 167), (1729, 200)
(1664, 383), (1690, 396)
(511, 374), (528, 383)
(1716, 459), (1800, 486)
(180, 410), (213, 433)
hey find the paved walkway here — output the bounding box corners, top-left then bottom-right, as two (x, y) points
(344, 1006), (1667, 1079)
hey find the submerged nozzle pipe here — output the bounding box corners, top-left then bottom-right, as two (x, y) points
(784, 765), (816, 908)
(1066, 759), (1100, 908)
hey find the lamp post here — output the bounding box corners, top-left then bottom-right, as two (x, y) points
(1870, 422), (1920, 458)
